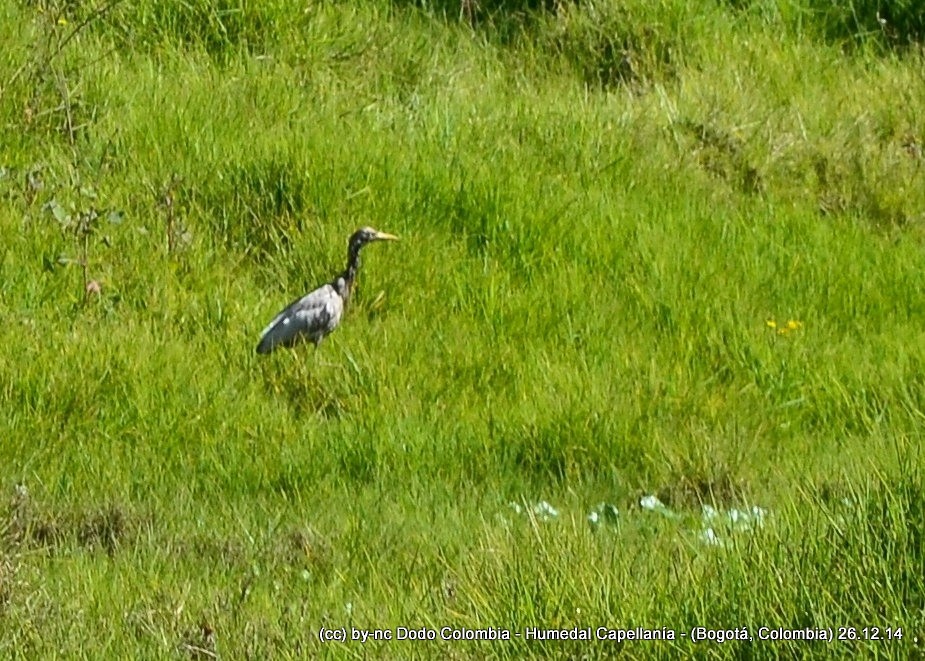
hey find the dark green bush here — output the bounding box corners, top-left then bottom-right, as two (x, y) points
(97, 0), (293, 59)
(542, 2), (690, 89)
(807, 0), (924, 48)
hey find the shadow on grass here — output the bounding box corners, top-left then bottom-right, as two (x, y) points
(655, 468), (748, 511)
(258, 359), (352, 420)
(3, 488), (134, 557)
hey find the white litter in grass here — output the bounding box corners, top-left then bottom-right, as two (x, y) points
(505, 495), (768, 542)
(532, 501), (559, 520)
(508, 500), (559, 521)
(703, 504), (767, 531)
(587, 503), (620, 528)
(732, 506), (767, 530)
(700, 527), (725, 547)
(639, 494), (679, 518)
(699, 504), (770, 547)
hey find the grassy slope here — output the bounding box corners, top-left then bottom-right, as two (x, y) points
(1, 0), (924, 657)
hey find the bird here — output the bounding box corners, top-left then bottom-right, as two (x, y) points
(256, 227), (399, 355)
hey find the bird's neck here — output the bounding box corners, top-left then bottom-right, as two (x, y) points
(334, 245), (362, 300)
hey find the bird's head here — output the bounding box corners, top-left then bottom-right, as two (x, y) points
(349, 226), (399, 252)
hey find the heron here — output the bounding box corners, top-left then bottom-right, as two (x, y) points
(256, 227), (399, 355)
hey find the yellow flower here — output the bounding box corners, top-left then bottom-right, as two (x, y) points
(777, 327), (788, 335)
(765, 319), (777, 329)
(57, 17), (68, 25)
(786, 320), (802, 330)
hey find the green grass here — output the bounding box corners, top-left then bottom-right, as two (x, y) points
(2, 0), (924, 657)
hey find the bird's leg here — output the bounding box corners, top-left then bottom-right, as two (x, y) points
(291, 349), (310, 384)
(313, 341), (338, 369)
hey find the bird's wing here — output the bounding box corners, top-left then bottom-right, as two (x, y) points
(256, 284), (343, 354)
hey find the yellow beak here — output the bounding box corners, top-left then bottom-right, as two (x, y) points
(376, 232), (399, 241)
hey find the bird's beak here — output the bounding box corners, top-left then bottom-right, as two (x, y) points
(375, 231), (399, 242)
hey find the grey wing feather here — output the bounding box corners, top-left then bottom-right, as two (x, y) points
(256, 284), (344, 354)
